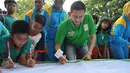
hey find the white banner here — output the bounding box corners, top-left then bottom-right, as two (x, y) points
(1, 60), (130, 73)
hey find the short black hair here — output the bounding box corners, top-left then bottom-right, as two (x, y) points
(4, 0), (17, 7)
(70, 1), (86, 12)
(11, 20), (30, 35)
(34, 13), (46, 26)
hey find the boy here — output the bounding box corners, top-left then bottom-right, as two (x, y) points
(30, 13), (47, 62)
(0, 0), (18, 31)
(0, 20), (35, 68)
(24, 0), (45, 24)
(24, 0), (48, 37)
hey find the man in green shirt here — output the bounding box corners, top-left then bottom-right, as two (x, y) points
(0, 20), (35, 68)
(55, 1), (96, 64)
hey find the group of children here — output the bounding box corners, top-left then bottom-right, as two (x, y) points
(92, 1), (130, 59)
(0, 0), (130, 69)
(0, 0), (68, 68)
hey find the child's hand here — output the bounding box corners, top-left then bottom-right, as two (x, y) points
(26, 58), (35, 67)
(2, 58), (15, 68)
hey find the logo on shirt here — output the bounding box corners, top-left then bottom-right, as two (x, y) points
(68, 31), (74, 36)
(84, 24), (88, 31)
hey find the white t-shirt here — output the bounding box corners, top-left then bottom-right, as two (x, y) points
(30, 33), (42, 54)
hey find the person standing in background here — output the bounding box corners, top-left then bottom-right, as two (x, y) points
(109, 1), (130, 59)
(0, 0), (17, 31)
(42, 0), (68, 61)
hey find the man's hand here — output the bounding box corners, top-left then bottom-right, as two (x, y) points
(1, 58), (15, 68)
(26, 58), (35, 67)
(59, 55), (67, 64)
(82, 52), (92, 60)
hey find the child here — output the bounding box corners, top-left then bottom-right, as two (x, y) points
(0, 20), (35, 68)
(30, 13), (47, 62)
(0, 0), (18, 31)
(24, 0), (47, 40)
(92, 18), (111, 59)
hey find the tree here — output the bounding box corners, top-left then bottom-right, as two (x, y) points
(82, 0), (129, 20)
(14, 0), (52, 19)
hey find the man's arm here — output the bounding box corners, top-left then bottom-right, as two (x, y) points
(82, 34), (96, 60)
(55, 44), (67, 64)
(55, 44), (61, 51)
(88, 34), (96, 54)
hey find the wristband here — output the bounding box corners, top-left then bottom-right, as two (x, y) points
(87, 51), (92, 55)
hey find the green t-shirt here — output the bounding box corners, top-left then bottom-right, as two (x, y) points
(0, 14), (18, 31)
(55, 14), (96, 46)
(96, 31), (109, 46)
(0, 35), (30, 64)
(0, 21), (9, 37)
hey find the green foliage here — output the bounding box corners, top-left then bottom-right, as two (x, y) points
(14, 0), (33, 19)
(14, 0), (52, 19)
(82, 0), (129, 20)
